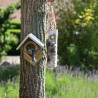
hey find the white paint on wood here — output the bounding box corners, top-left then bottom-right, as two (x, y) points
(16, 33), (44, 50)
(47, 29), (58, 67)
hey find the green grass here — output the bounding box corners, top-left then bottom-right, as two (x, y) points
(46, 69), (98, 98)
(0, 78), (19, 98)
(0, 65), (98, 98)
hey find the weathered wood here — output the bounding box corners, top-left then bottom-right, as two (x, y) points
(20, 0), (49, 98)
(47, 29), (58, 67)
(24, 43), (42, 66)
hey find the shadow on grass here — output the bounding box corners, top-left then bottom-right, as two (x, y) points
(0, 65), (20, 82)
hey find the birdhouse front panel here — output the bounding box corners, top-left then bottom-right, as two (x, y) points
(24, 39), (42, 66)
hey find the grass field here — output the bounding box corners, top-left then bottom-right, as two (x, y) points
(0, 65), (98, 98)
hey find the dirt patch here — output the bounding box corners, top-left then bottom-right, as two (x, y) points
(1, 56), (20, 65)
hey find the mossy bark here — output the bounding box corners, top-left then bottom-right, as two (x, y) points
(20, 0), (49, 98)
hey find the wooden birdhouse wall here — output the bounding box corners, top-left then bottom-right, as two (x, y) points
(23, 39), (42, 66)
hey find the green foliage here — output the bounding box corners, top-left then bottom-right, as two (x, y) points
(45, 70), (58, 96)
(0, 2), (21, 62)
(57, 0), (98, 70)
(0, 78), (19, 98)
(0, 66), (97, 98)
(7, 21), (21, 55)
(0, 65), (20, 82)
(46, 68), (98, 98)
(0, 65), (19, 98)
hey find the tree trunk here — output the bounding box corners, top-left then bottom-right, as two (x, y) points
(20, 0), (49, 98)
(47, 29), (58, 68)
(47, 6), (58, 68)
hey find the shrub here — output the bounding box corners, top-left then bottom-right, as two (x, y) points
(0, 2), (21, 62)
(7, 21), (21, 55)
(56, 0), (98, 70)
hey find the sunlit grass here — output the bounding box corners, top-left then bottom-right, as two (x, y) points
(46, 68), (98, 98)
(0, 65), (98, 98)
(0, 79), (19, 98)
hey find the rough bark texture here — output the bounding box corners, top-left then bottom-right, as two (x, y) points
(20, 0), (49, 98)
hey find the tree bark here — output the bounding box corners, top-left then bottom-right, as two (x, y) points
(20, 0), (49, 98)
(47, 29), (58, 68)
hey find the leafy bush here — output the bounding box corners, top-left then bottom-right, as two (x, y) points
(56, 0), (98, 70)
(7, 21), (21, 55)
(0, 2), (21, 62)
(0, 65), (20, 82)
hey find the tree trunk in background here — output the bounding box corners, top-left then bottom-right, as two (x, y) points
(47, 29), (58, 68)
(20, 0), (49, 98)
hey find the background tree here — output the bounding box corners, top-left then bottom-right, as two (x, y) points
(0, 2), (21, 62)
(20, 0), (49, 97)
(56, 0), (98, 70)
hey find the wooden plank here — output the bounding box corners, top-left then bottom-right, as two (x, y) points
(24, 47), (42, 66)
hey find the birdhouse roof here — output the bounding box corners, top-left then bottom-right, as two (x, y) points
(16, 33), (44, 50)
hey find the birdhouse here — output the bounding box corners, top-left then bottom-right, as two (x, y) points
(48, 0), (54, 2)
(16, 33), (44, 66)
